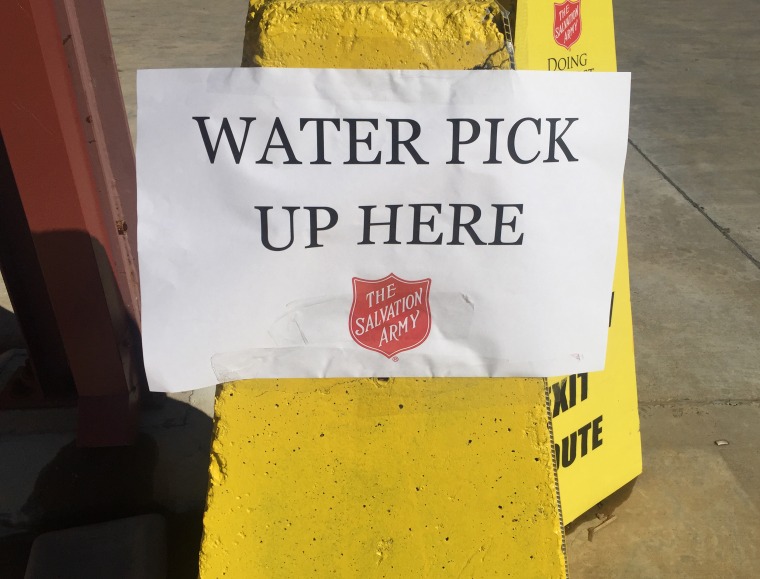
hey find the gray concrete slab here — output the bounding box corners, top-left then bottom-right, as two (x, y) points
(625, 145), (760, 403)
(105, 0), (248, 144)
(567, 404), (760, 578)
(24, 514), (167, 579)
(563, 1), (760, 577)
(615, 0), (760, 261)
(0, 433), (73, 537)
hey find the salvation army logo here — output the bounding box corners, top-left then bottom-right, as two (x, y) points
(554, 0), (582, 50)
(350, 274), (431, 359)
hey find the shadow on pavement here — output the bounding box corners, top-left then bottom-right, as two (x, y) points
(0, 394), (213, 579)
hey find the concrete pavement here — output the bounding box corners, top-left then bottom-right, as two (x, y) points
(1, 0), (758, 576)
(564, 1), (760, 577)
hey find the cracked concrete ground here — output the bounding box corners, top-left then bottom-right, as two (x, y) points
(565, 1), (760, 577)
(1, 0), (758, 577)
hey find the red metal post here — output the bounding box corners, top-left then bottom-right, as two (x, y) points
(54, 0), (141, 319)
(0, 0), (143, 445)
(0, 136), (77, 405)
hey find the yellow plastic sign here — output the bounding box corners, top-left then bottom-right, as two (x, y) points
(510, 0), (643, 522)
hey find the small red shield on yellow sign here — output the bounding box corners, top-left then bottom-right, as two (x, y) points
(350, 274), (431, 359)
(554, 0), (582, 50)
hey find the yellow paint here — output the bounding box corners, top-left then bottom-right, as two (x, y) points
(548, 203), (642, 523)
(511, 0), (642, 523)
(201, 379), (565, 577)
(242, 0), (512, 70)
(201, 1), (566, 577)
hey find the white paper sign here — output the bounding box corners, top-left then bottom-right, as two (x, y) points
(137, 68), (630, 392)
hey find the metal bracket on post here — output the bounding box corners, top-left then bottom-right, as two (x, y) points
(0, 0), (143, 446)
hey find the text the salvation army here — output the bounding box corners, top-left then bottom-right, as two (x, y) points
(352, 281), (423, 347)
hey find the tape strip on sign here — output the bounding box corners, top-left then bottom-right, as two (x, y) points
(137, 68), (630, 392)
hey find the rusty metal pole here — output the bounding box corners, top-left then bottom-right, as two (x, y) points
(0, 0), (143, 445)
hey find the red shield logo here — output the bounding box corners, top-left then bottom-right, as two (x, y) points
(554, 0), (582, 50)
(349, 274), (431, 359)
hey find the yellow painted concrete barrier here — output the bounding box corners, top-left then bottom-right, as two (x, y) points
(509, 0), (643, 523)
(241, 0), (512, 70)
(200, 379), (565, 577)
(199, 1), (566, 577)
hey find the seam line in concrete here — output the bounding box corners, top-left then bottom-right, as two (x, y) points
(640, 399), (760, 407)
(628, 138), (760, 271)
